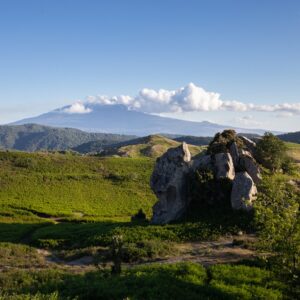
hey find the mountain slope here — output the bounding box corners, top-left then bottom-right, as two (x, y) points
(13, 103), (269, 136)
(0, 124), (135, 151)
(278, 131), (300, 144)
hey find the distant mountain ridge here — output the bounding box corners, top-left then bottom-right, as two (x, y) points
(277, 131), (300, 144)
(0, 124), (135, 152)
(12, 103), (272, 136)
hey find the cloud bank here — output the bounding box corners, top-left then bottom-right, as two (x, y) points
(63, 83), (300, 116)
(64, 101), (92, 114)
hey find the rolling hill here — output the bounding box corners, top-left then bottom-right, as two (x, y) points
(75, 134), (205, 158)
(0, 124), (135, 151)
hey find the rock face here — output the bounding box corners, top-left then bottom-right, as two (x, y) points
(231, 172), (257, 211)
(150, 131), (262, 223)
(190, 154), (212, 171)
(239, 136), (256, 155)
(229, 142), (240, 168)
(239, 152), (262, 184)
(150, 143), (191, 224)
(213, 153), (235, 180)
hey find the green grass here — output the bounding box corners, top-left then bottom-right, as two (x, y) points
(0, 151), (156, 220)
(0, 150), (253, 249)
(285, 142), (300, 164)
(0, 263), (285, 300)
(110, 134), (205, 158)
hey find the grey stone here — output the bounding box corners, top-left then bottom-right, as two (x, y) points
(229, 142), (240, 168)
(213, 152), (235, 180)
(231, 172), (257, 211)
(239, 152), (262, 184)
(239, 136), (256, 155)
(150, 143), (191, 224)
(190, 154), (212, 171)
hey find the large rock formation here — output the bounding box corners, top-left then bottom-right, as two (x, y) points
(150, 143), (191, 224)
(231, 172), (257, 211)
(150, 130), (262, 224)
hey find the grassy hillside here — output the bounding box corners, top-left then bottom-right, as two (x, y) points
(286, 142), (300, 164)
(0, 150), (251, 249)
(0, 124), (135, 151)
(100, 135), (205, 158)
(0, 151), (156, 221)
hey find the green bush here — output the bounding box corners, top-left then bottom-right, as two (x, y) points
(256, 132), (289, 173)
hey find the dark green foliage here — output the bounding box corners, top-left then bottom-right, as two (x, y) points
(0, 124), (135, 151)
(207, 130), (243, 155)
(188, 168), (233, 208)
(254, 176), (300, 290)
(110, 235), (123, 274)
(256, 132), (289, 172)
(0, 263), (284, 300)
(131, 209), (147, 222)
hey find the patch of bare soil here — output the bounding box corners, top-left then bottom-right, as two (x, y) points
(31, 234), (257, 271)
(127, 234), (257, 268)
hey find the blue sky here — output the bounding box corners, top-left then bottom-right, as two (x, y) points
(0, 0), (299, 131)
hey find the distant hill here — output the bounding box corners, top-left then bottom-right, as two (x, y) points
(0, 124), (135, 152)
(13, 103), (271, 136)
(277, 131), (300, 144)
(173, 136), (212, 146)
(84, 135), (205, 158)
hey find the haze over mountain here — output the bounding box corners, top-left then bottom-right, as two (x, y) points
(13, 103), (273, 136)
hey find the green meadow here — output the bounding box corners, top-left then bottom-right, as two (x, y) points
(0, 145), (299, 299)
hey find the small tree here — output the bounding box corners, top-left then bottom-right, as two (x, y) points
(110, 235), (123, 275)
(256, 133), (288, 173)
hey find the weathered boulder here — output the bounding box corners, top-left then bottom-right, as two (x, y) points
(231, 172), (257, 211)
(213, 152), (235, 180)
(239, 151), (262, 184)
(190, 154), (212, 172)
(239, 136), (256, 155)
(150, 143), (191, 224)
(229, 142), (240, 168)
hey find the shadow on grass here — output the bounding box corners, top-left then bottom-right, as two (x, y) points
(0, 264), (246, 300)
(0, 202), (255, 250)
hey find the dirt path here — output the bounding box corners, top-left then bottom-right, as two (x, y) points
(25, 234), (256, 272)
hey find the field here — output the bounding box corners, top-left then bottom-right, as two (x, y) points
(286, 142), (300, 165)
(0, 149), (297, 299)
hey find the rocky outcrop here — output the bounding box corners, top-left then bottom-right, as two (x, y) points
(213, 153), (235, 180)
(231, 172), (257, 211)
(150, 131), (262, 223)
(150, 143), (191, 224)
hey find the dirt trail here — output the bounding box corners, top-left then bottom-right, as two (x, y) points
(27, 234), (257, 272)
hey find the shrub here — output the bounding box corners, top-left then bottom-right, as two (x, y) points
(256, 133), (288, 173)
(131, 209), (147, 222)
(254, 176), (300, 287)
(207, 130), (243, 155)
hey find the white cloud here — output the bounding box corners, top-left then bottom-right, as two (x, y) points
(62, 83), (300, 117)
(63, 101), (92, 114)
